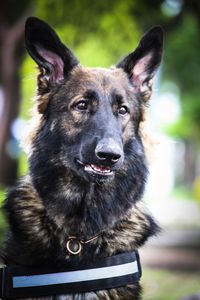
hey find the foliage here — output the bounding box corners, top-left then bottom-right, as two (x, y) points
(142, 268), (200, 300)
(164, 15), (200, 141)
(37, 0), (141, 65)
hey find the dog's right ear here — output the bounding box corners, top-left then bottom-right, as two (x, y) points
(25, 17), (79, 87)
(117, 26), (163, 102)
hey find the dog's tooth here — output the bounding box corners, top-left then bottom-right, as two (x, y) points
(84, 165), (93, 172)
(91, 164), (100, 171)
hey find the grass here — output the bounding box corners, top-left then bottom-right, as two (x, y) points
(142, 268), (200, 300)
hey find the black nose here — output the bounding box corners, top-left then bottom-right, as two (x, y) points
(95, 138), (123, 163)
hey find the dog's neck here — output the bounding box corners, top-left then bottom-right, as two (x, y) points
(3, 174), (159, 267)
(31, 163), (147, 238)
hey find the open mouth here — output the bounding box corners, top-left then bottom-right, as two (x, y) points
(85, 164), (113, 176)
(76, 159), (113, 176)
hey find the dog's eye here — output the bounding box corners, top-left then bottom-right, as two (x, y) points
(75, 100), (88, 111)
(118, 105), (129, 115)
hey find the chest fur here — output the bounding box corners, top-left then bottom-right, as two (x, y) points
(2, 182), (157, 300)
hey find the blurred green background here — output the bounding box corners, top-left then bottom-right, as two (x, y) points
(0, 1), (200, 299)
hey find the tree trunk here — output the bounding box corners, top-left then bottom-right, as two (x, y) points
(183, 140), (198, 188)
(0, 17), (26, 186)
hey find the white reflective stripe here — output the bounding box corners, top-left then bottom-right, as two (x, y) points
(13, 261), (138, 288)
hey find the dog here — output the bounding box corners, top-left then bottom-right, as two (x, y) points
(1, 17), (163, 300)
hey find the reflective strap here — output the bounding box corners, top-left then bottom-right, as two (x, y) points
(13, 261), (138, 288)
(0, 251), (141, 299)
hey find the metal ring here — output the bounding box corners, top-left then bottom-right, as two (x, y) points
(66, 239), (82, 255)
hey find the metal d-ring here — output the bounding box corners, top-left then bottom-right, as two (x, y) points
(66, 238), (82, 255)
(66, 234), (100, 255)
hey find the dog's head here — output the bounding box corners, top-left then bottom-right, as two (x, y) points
(25, 17), (163, 185)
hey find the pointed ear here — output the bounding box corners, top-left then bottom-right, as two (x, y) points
(117, 26), (163, 101)
(25, 17), (79, 86)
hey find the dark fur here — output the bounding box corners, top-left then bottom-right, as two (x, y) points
(1, 17), (163, 300)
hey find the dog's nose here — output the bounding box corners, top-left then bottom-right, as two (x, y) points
(95, 138), (123, 163)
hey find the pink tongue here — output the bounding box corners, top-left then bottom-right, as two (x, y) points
(91, 164), (110, 171)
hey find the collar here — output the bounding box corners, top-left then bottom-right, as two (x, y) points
(0, 251), (141, 299)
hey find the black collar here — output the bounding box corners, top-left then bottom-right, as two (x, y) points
(0, 251), (141, 299)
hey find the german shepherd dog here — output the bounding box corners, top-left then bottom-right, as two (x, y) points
(1, 17), (163, 299)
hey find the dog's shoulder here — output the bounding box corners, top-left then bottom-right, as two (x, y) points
(4, 175), (45, 218)
(3, 176), (55, 252)
(128, 203), (160, 245)
(103, 203), (160, 255)
(1, 177), (56, 265)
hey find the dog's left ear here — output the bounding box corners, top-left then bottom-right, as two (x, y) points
(117, 26), (163, 101)
(25, 17), (79, 86)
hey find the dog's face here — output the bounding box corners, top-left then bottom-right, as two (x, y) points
(36, 66), (141, 183)
(25, 17), (163, 184)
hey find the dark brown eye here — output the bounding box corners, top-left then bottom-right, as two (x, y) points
(75, 100), (88, 111)
(118, 105), (129, 115)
